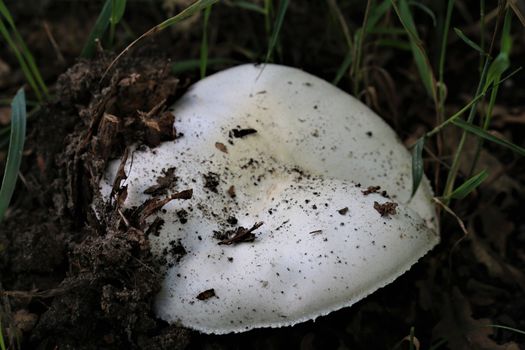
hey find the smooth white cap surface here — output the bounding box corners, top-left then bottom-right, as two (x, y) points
(100, 64), (439, 334)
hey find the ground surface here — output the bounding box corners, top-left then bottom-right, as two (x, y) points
(0, 1), (524, 349)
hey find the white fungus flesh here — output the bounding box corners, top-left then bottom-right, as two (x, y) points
(99, 64), (439, 334)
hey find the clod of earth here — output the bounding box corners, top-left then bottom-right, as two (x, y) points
(99, 64), (439, 334)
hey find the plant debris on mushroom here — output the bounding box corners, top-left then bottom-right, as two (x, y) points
(99, 64), (439, 334)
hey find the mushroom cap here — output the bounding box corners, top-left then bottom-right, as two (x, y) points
(100, 64), (439, 334)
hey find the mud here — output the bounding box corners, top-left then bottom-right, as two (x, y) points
(0, 53), (192, 349)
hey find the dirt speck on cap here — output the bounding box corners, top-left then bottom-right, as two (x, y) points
(373, 201), (398, 217)
(337, 207), (349, 215)
(216, 222), (264, 245)
(229, 128), (257, 138)
(215, 142), (228, 153)
(362, 186), (381, 195)
(144, 167), (178, 196)
(203, 172), (220, 193)
(227, 185), (236, 198)
(196, 289), (216, 301)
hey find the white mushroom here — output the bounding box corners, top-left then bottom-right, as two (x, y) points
(99, 64), (439, 334)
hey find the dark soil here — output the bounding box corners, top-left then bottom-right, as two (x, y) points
(1, 1), (525, 349)
(1, 55), (192, 349)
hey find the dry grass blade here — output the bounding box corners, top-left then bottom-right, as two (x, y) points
(102, 0), (219, 80)
(508, 0), (525, 26)
(433, 197), (467, 235)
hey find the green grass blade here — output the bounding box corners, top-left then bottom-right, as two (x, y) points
(264, 0), (273, 39)
(454, 27), (484, 54)
(172, 58), (236, 74)
(469, 10), (514, 175)
(0, 0), (47, 97)
(81, 0), (113, 58)
(351, 0), (372, 95)
(393, 0), (436, 100)
(3, 28), (47, 95)
(365, 0), (392, 32)
(482, 11), (512, 93)
(110, 0), (127, 24)
(0, 1), (14, 24)
(0, 1), (48, 96)
(483, 52), (509, 92)
(437, 0), (454, 113)
(109, 0), (127, 44)
(265, 0), (289, 62)
(452, 118), (525, 156)
(12, 30), (48, 96)
(0, 88), (27, 223)
(232, 0), (266, 14)
(332, 49), (353, 85)
(500, 9), (513, 53)
(448, 170), (488, 199)
(0, 18), (42, 101)
(411, 136), (425, 197)
(426, 90), (487, 137)
(408, 1), (436, 26)
(442, 58), (491, 201)
(0, 318), (6, 350)
(200, 4), (213, 78)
